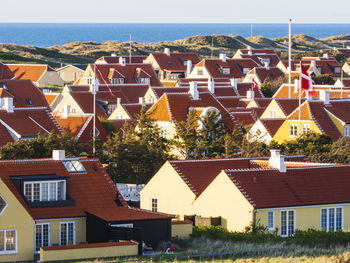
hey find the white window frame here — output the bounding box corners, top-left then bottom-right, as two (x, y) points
(34, 223), (51, 254)
(243, 68), (251, 74)
(320, 207), (343, 232)
(59, 222), (75, 246)
(110, 223), (133, 228)
(289, 124), (298, 137)
(302, 124), (310, 134)
(280, 209), (295, 237)
(24, 180), (66, 202)
(151, 197), (158, 212)
(0, 194), (8, 216)
(0, 229), (17, 255)
(267, 210), (275, 231)
(222, 68), (230, 75)
(270, 110), (277, 119)
(344, 125), (350, 138)
(197, 69), (203, 76)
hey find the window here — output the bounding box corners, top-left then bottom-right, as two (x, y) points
(26, 98), (33, 106)
(302, 124), (310, 134)
(197, 69), (203, 76)
(0, 195), (7, 215)
(0, 230), (16, 254)
(110, 78), (124, 84)
(160, 129), (167, 139)
(86, 77), (93, 85)
(268, 211), (274, 231)
(256, 129), (262, 136)
(0, 83), (8, 90)
(108, 103), (117, 114)
(60, 222), (75, 246)
(321, 207), (343, 231)
(136, 78), (150, 84)
(317, 67), (323, 74)
(24, 181), (66, 202)
(270, 110), (277, 119)
(280, 210), (295, 237)
(63, 160), (86, 174)
(222, 68), (230, 75)
(289, 124), (298, 137)
(35, 223), (50, 253)
(90, 127), (100, 137)
(334, 67), (341, 74)
(151, 198), (158, 212)
(71, 108), (76, 114)
(344, 125), (350, 137)
(243, 68), (251, 74)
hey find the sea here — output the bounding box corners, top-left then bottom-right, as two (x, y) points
(0, 23), (349, 47)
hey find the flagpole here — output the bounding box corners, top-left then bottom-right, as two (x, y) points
(341, 66), (343, 99)
(288, 19), (292, 98)
(93, 64), (96, 157)
(129, 34), (132, 64)
(299, 62), (301, 136)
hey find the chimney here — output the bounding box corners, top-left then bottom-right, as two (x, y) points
(320, 90), (330, 104)
(62, 105), (71, 118)
(117, 97), (121, 105)
(186, 60), (192, 76)
(264, 61), (270, 70)
(90, 79), (99, 94)
(311, 60), (317, 75)
(119, 57), (126, 66)
(189, 81), (199, 100)
(111, 53), (117, 57)
(139, 97), (146, 106)
(269, 149), (286, 173)
(248, 46), (253, 56)
(347, 46), (350, 50)
(294, 78), (299, 93)
(230, 78), (238, 90)
(52, 150), (65, 161)
(3, 97), (14, 113)
(219, 53), (226, 62)
(247, 90), (255, 99)
(164, 48), (170, 56)
(323, 53), (329, 58)
(208, 77), (215, 94)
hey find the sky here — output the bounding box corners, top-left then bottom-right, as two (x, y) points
(1, 0), (350, 23)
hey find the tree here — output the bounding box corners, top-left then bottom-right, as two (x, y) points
(312, 74), (335, 85)
(224, 127), (243, 158)
(260, 76), (286, 97)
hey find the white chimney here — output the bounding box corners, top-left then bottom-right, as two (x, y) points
(347, 46), (350, 50)
(52, 150), (66, 161)
(117, 97), (121, 105)
(3, 97), (14, 113)
(323, 53), (329, 58)
(320, 90), (330, 104)
(111, 53), (117, 57)
(90, 79), (99, 94)
(186, 60), (192, 76)
(294, 78), (299, 93)
(248, 46), (253, 56)
(219, 53), (226, 62)
(264, 61), (270, 70)
(269, 149), (286, 173)
(208, 77), (215, 94)
(164, 48), (170, 56)
(247, 90), (255, 99)
(139, 97), (146, 106)
(311, 60), (317, 75)
(230, 78), (238, 90)
(189, 81), (199, 100)
(62, 105), (71, 118)
(119, 57), (126, 66)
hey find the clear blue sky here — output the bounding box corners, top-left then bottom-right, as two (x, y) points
(1, 0), (349, 23)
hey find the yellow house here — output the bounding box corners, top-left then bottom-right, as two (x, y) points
(0, 150), (172, 262)
(108, 103), (152, 120)
(57, 65), (86, 84)
(343, 62), (350, 76)
(142, 150), (350, 234)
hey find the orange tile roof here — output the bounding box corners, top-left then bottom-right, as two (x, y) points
(44, 93), (59, 105)
(54, 115), (90, 136)
(147, 95), (171, 121)
(7, 64), (53, 82)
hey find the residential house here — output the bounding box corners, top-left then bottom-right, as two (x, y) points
(6, 64), (64, 87)
(233, 48), (281, 58)
(343, 62), (350, 76)
(0, 79), (61, 146)
(75, 63), (161, 87)
(243, 66), (285, 86)
(0, 150), (173, 262)
(57, 64), (87, 83)
(187, 55), (259, 82)
(95, 55), (147, 64)
(108, 102), (152, 121)
(334, 78), (350, 88)
(143, 48), (200, 82)
(322, 47), (350, 58)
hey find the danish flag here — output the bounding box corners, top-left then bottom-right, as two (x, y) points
(252, 78), (259, 90)
(300, 62), (314, 92)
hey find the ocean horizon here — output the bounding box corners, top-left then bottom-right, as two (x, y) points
(0, 23), (349, 47)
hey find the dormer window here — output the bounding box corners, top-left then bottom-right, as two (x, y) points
(24, 180), (66, 202)
(243, 68), (251, 74)
(0, 83), (8, 90)
(110, 78), (124, 84)
(222, 68), (230, 75)
(26, 98), (33, 106)
(136, 78), (150, 84)
(167, 61), (172, 65)
(334, 67), (341, 74)
(344, 125), (350, 137)
(317, 67), (323, 74)
(63, 159), (86, 174)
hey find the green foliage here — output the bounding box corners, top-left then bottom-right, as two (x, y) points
(98, 117), (116, 137)
(0, 132), (86, 159)
(260, 76), (286, 97)
(312, 74), (335, 85)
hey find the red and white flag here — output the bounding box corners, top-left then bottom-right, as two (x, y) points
(252, 78), (259, 90)
(300, 62), (314, 92)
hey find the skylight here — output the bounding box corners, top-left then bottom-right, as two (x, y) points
(63, 160), (86, 174)
(26, 98), (33, 105)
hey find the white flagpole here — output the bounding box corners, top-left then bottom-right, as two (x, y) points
(288, 19), (292, 98)
(93, 64), (96, 156)
(299, 62), (302, 136)
(341, 66), (343, 99)
(129, 34), (132, 64)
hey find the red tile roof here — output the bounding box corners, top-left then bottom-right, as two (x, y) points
(225, 163), (350, 208)
(260, 119), (285, 137)
(236, 83), (265, 98)
(239, 49), (280, 56)
(0, 157), (172, 221)
(120, 104), (152, 120)
(7, 64), (54, 82)
(151, 52), (200, 72)
(252, 67), (285, 83)
(0, 63), (15, 79)
(240, 54), (281, 67)
(96, 56), (147, 64)
(42, 241), (137, 251)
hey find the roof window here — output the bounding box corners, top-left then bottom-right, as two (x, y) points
(26, 98), (33, 105)
(63, 159), (86, 174)
(167, 61), (172, 65)
(0, 82), (8, 90)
